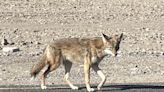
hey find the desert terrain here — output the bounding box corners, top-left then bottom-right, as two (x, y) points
(0, 0), (164, 89)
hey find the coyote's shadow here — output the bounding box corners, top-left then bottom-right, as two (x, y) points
(1, 84), (164, 92)
(79, 84), (164, 91)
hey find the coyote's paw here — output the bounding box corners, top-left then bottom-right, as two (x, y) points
(30, 76), (35, 81)
(97, 86), (101, 90)
(87, 88), (94, 92)
(41, 85), (47, 89)
(71, 86), (79, 90)
(97, 85), (101, 90)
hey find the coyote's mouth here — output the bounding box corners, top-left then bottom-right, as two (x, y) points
(104, 49), (116, 57)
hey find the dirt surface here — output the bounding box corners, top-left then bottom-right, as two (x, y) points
(1, 83), (164, 92)
(0, 0), (164, 89)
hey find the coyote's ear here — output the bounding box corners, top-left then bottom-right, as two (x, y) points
(102, 33), (109, 44)
(118, 33), (123, 42)
(114, 33), (123, 42)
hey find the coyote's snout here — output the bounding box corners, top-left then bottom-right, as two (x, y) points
(31, 33), (123, 91)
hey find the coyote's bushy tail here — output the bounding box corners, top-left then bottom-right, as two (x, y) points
(30, 54), (46, 78)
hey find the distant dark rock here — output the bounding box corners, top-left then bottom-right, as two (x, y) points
(143, 71), (147, 74)
(1, 39), (9, 45)
(22, 42), (27, 45)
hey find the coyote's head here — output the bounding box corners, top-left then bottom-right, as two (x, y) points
(102, 33), (123, 57)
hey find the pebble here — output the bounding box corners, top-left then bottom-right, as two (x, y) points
(143, 71), (147, 74)
(35, 42), (41, 45)
(1, 39), (9, 45)
(160, 52), (164, 55)
(2, 69), (6, 71)
(2, 47), (20, 53)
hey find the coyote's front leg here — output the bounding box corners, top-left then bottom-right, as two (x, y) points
(92, 64), (106, 90)
(84, 55), (94, 92)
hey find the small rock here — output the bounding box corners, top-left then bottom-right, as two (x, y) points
(2, 69), (6, 71)
(30, 52), (41, 56)
(145, 28), (150, 31)
(36, 53), (40, 56)
(148, 51), (153, 54)
(22, 42), (27, 45)
(18, 54), (22, 56)
(1, 39), (9, 45)
(35, 42), (41, 45)
(160, 52), (164, 55)
(2, 47), (20, 53)
(143, 71), (147, 74)
(10, 42), (15, 45)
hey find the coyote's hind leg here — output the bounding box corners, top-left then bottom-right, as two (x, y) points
(40, 65), (50, 89)
(63, 61), (78, 90)
(40, 50), (61, 90)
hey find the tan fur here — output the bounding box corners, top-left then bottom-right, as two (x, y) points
(31, 33), (123, 91)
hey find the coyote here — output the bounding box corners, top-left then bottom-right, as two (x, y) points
(31, 33), (123, 92)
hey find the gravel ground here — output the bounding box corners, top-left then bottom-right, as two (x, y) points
(0, 0), (164, 87)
